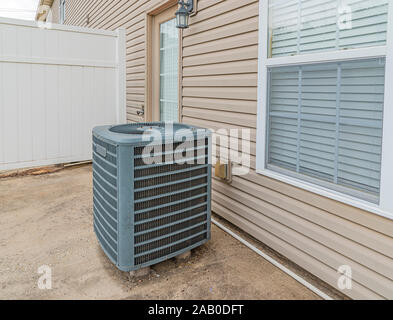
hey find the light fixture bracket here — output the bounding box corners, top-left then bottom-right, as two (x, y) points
(178, 0), (194, 14)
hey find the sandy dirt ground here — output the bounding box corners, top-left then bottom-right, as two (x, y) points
(0, 165), (325, 300)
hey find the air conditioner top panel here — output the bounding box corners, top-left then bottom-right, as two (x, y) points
(93, 122), (211, 146)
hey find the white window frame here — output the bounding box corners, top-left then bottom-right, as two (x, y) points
(59, 0), (66, 24)
(256, 0), (393, 220)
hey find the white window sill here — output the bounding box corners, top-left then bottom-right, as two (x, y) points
(256, 168), (393, 221)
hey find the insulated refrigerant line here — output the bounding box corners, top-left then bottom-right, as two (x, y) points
(211, 218), (334, 300)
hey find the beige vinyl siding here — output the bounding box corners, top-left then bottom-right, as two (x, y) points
(63, 0), (393, 299)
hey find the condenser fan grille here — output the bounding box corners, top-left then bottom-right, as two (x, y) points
(135, 224), (207, 256)
(133, 140), (209, 266)
(134, 196), (207, 223)
(134, 233), (207, 266)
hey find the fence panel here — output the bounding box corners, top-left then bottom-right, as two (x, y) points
(0, 18), (126, 171)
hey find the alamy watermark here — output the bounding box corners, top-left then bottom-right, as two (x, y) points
(299, 1), (353, 31)
(338, 3), (352, 30)
(140, 122), (251, 176)
(37, 265), (52, 290)
(337, 265), (352, 291)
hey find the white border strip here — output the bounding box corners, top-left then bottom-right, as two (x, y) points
(212, 218), (334, 300)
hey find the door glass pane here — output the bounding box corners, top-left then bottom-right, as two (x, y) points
(160, 18), (178, 122)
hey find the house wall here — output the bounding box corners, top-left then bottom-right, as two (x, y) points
(36, 0), (55, 21)
(48, 0), (60, 23)
(62, 0), (393, 299)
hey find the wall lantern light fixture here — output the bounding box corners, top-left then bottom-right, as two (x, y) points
(175, 0), (196, 29)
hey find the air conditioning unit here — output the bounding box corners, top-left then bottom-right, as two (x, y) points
(92, 123), (211, 271)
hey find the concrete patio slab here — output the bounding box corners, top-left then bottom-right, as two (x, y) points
(0, 165), (322, 300)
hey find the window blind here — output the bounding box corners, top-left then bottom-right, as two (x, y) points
(267, 58), (386, 201)
(268, 0), (389, 57)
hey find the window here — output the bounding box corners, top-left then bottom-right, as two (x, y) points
(268, 0), (389, 57)
(60, 0), (66, 24)
(257, 0), (393, 218)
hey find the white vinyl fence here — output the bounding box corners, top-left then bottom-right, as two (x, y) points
(0, 18), (126, 171)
